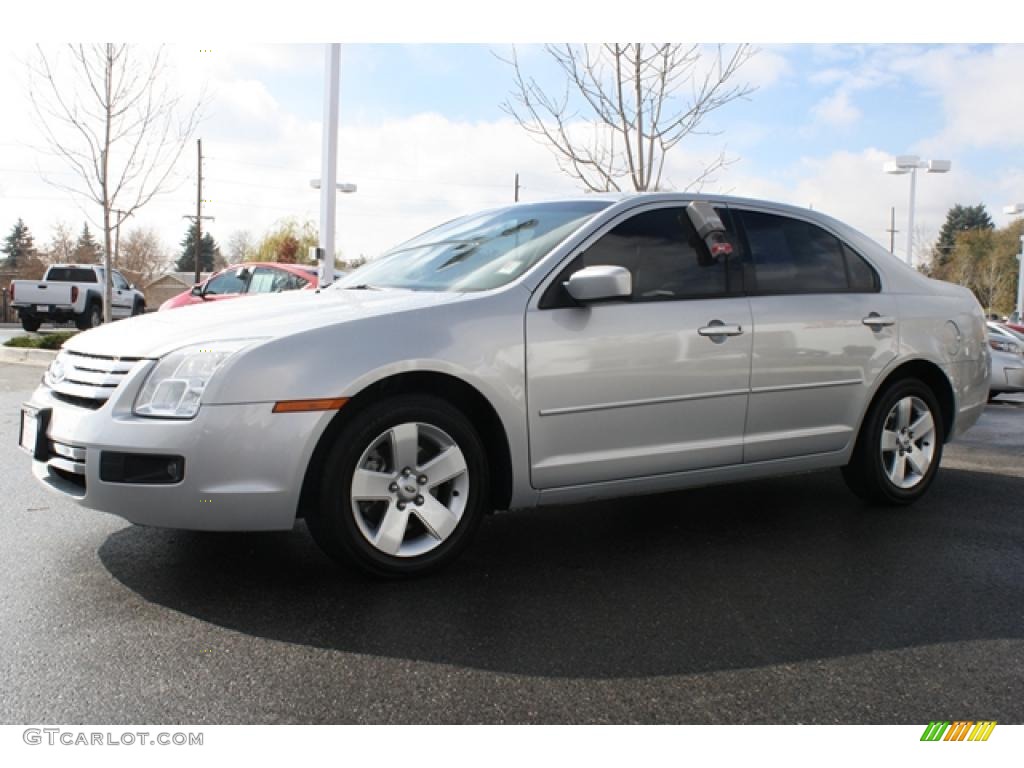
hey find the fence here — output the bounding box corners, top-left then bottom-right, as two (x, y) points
(1, 286), (15, 323)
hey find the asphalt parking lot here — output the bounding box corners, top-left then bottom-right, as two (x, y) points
(1, 360), (1022, 724)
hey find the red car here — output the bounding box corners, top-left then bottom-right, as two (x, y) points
(159, 262), (319, 311)
(1006, 322), (1024, 335)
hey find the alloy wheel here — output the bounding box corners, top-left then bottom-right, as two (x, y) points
(880, 395), (936, 489)
(349, 421), (470, 558)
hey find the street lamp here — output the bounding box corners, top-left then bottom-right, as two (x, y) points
(883, 155), (952, 267)
(311, 180), (357, 194)
(1005, 203), (1024, 322)
(309, 178), (357, 286)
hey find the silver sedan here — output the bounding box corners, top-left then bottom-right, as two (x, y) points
(987, 322), (1024, 398)
(21, 194), (990, 575)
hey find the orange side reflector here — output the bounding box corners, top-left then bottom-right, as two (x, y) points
(272, 397), (349, 414)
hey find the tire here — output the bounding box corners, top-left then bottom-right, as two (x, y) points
(20, 316), (41, 333)
(131, 299), (144, 316)
(842, 377), (944, 506)
(306, 395), (489, 577)
(76, 303), (102, 331)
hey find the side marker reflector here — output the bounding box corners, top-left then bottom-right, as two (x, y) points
(272, 397), (349, 413)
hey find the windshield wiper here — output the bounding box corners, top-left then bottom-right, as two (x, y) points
(343, 283), (382, 290)
(389, 238), (483, 256)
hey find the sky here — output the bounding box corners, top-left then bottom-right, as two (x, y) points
(2, 40), (1024, 273)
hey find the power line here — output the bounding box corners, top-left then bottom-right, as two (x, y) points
(205, 156), (514, 189)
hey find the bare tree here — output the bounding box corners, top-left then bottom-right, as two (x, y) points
(27, 45), (202, 321)
(501, 44), (757, 193)
(226, 229), (255, 264)
(118, 227), (169, 288)
(45, 221), (76, 265)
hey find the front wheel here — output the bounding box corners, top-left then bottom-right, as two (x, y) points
(842, 378), (944, 505)
(306, 395), (490, 577)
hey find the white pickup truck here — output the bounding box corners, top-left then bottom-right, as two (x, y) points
(10, 265), (146, 332)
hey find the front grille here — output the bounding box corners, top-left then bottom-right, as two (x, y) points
(48, 350), (145, 409)
(51, 392), (103, 410)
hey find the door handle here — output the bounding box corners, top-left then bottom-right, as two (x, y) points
(698, 322), (744, 337)
(862, 313), (896, 328)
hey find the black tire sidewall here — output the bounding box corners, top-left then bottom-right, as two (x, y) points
(309, 395), (490, 576)
(858, 378), (944, 504)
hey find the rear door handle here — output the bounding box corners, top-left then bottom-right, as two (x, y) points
(862, 313), (896, 328)
(698, 322), (744, 337)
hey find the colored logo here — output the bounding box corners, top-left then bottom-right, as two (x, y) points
(920, 721), (996, 742)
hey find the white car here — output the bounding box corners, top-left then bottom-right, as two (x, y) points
(20, 194), (990, 575)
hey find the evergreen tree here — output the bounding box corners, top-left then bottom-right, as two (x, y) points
(1, 218), (37, 269)
(174, 222), (220, 273)
(935, 204), (994, 269)
(73, 222), (102, 263)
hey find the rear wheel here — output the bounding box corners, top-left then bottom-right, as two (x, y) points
(20, 316), (41, 332)
(306, 395), (489, 576)
(76, 303), (102, 330)
(842, 377), (944, 505)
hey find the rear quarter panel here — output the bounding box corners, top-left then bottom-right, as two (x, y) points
(894, 289), (988, 439)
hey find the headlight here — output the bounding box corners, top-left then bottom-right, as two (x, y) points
(989, 338), (1023, 356)
(133, 340), (258, 419)
(43, 350), (68, 388)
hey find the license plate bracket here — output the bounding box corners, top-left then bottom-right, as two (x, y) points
(19, 406), (51, 461)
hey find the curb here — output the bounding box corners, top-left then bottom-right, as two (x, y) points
(0, 347), (58, 368)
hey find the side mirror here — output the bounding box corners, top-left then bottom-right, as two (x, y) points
(190, 284), (203, 297)
(564, 265), (632, 302)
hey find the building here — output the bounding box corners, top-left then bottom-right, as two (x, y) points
(143, 271), (212, 309)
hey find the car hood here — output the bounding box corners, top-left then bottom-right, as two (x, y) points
(64, 288), (462, 359)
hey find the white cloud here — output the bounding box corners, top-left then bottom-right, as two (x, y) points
(743, 47), (791, 89)
(891, 44), (1024, 151)
(716, 147), (995, 265)
(811, 90), (861, 127)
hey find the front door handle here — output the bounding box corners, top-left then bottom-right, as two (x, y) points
(698, 321), (744, 338)
(862, 313), (896, 328)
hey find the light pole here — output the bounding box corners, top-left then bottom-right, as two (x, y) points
(1006, 203), (1024, 322)
(309, 179), (357, 284)
(312, 44), (360, 288)
(883, 155), (951, 267)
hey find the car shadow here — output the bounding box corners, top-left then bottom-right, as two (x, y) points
(98, 467), (1024, 679)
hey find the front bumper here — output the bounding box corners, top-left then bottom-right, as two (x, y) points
(24, 375), (328, 531)
(990, 365), (1024, 394)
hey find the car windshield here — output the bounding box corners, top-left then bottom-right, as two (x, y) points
(333, 201), (610, 292)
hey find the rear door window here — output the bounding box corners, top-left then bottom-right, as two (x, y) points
(737, 210), (878, 294)
(248, 267), (290, 294)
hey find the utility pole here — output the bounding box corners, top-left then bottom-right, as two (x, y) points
(112, 209), (132, 268)
(182, 138), (214, 285)
(514, 172), (520, 203)
(886, 206), (898, 254)
(195, 139), (203, 285)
